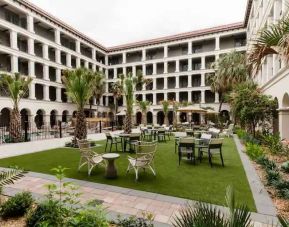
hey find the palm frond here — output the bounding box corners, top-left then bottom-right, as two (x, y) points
(0, 168), (26, 187)
(278, 215), (289, 227)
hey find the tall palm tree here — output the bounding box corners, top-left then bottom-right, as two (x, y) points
(116, 70), (148, 133)
(209, 51), (249, 112)
(136, 100), (151, 125)
(171, 100), (180, 128)
(89, 71), (105, 117)
(247, 16), (289, 74)
(0, 73), (32, 142)
(160, 100), (170, 126)
(110, 82), (123, 126)
(62, 68), (95, 142)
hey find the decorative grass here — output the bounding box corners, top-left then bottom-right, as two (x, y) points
(0, 138), (256, 210)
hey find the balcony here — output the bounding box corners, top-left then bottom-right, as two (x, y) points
(49, 86), (56, 101)
(179, 92), (188, 102)
(205, 56), (215, 69)
(192, 74), (201, 87)
(34, 19), (54, 42)
(35, 84), (44, 100)
(108, 69), (114, 79)
(168, 43), (188, 57)
(220, 33), (246, 50)
(146, 64), (153, 75)
(126, 51), (142, 63)
(168, 61), (176, 73)
(61, 88), (67, 102)
(60, 33), (76, 51)
(61, 52), (66, 65)
(49, 66), (56, 82)
(168, 92), (176, 101)
(80, 44), (92, 58)
(35, 63), (43, 79)
(96, 51), (105, 64)
(146, 94), (153, 103)
(205, 90), (215, 103)
(34, 42), (43, 58)
(167, 77), (176, 89)
(0, 28), (10, 47)
(17, 35), (28, 53)
(192, 91), (201, 103)
(156, 78), (164, 89)
(0, 6), (27, 29)
(108, 54), (122, 65)
(48, 47), (56, 62)
(146, 47), (164, 60)
(18, 57), (28, 75)
(179, 76), (188, 88)
(71, 56), (77, 68)
(0, 53), (11, 72)
(156, 63), (164, 74)
(192, 58), (201, 70)
(157, 93), (164, 103)
(179, 59), (188, 72)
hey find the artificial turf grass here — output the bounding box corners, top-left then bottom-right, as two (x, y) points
(0, 138), (256, 211)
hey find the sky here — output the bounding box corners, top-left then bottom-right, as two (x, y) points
(28, 0), (248, 47)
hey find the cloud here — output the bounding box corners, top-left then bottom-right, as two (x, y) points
(28, 0), (247, 47)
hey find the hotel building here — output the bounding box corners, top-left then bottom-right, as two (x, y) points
(0, 0), (247, 128)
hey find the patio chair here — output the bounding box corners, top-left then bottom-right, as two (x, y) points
(208, 128), (221, 138)
(178, 137), (195, 165)
(78, 140), (106, 176)
(128, 133), (141, 152)
(142, 129), (152, 141)
(174, 132), (187, 153)
(222, 124), (234, 137)
(105, 132), (122, 152)
(185, 129), (194, 137)
(157, 128), (166, 142)
(199, 138), (224, 167)
(126, 141), (157, 180)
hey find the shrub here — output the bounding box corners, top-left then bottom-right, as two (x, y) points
(281, 161), (289, 173)
(266, 170), (280, 186)
(245, 142), (263, 160)
(262, 134), (287, 154)
(113, 216), (154, 227)
(26, 200), (70, 227)
(0, 191), (33, 219)
(68, 206), (109, 227)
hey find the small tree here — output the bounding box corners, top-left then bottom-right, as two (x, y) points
(171, 100), (180, 128)
(89, 71), (105, 118)
(110, 82), (123, 126)
(136, 100), (151, 126)
(160, 100), (170, 126)
(0, 73), (32, 142)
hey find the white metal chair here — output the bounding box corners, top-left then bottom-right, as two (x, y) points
(78, 140), (106, 176)
(222, 124), (234, 137)
(126, 141), (157, 181)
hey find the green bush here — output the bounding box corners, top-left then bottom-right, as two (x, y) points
(272, 179), (289, 199)
(68, 206), (109, 227)
(0, 191), (33, 219)
(26, 200), (70, 227)
(112, 216), (154, 227)
(262, 134), (287, 154)
(245, 143), (263, 160)
(266, 170), (280, 186)
(281, 161), (289, 173)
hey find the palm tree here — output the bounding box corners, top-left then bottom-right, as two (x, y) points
(136, 100), (151, 125)
(160, 100), (170, 126)
(247, 16), (289, 74)
(0, 73), (32, 142)
(171, 100), (180, 128)
(89, 71), (105, 118)
(110, 82), (123, 126)
(209, 51), (249, 112)
(116, 70), (148, 133)
(62, 68), (95, 142)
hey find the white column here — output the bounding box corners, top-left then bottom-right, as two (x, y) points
(175, 60), (179, 73)
(28, 60), (35, 77)
(267, 55), (273, 80)
(55, 29), (61, 45)
(123, 67), (127, 75)
(153, 78), (157, 90)
(279, 110), (289, 139)
(92, 48), (96, 60)
(201, 56), (205, 70)
(201, 73), (205, 86)
(56, 87), (62, 102)
(188, 42), (192, 54)
(76, 40), (81, 53)
(215, 92), (219, 103)
(201, 90), (205, 103)
(176, 92), (179, 102)
(105, 56), (108, 65)
(84, 61), (89, 69)
(188, 91), (192, 103)
(44, 64), (49, 80)
(153, 93), (157, 105)
(66, 53), (71, 67)
(42, 44), (49, 60)
(153, 63), (157, 75)
(27, 14), (34, 33)
(164, 61), (168, 74)
(76, 58), (81, 68)
(122, 52), (126, 64)
(188, 75), (192, 87)
(142, 49), (146, 61)
(44, 85), (50, 101)
(10, 30), (18, 50)
(164, 45), (168, 58)
(175, 76), (179, 88)
(164, 92), (168, 100)
(105, 69), (108, 79)
(114, 68), (117, 79)
(274, 0), (282, 22)
(11, 55), (18, 73)
(29, 82), (35, 100)
(28, 38), (34, 55)
(142, 64), (146, 75)
(133, 65), (136, 76)
(215, 54), (220, 61)
(188, 58), (192, 71)
(273, 55), (279, 75)
(56, 68), (61, 83)
(164, 77), (168, 89)
(55, 49), (61, 64)
(142, 84), (146, 91)
(215, 36), (220, 51)
(92, 64), (96, 72)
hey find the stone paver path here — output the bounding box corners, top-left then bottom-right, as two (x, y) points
(3, 171), (278, 226)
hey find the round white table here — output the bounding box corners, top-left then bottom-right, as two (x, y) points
(102, 153), (120, 179)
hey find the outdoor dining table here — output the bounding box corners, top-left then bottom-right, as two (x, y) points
(117, 133), (131, 152)
(102, 153), (120, 179)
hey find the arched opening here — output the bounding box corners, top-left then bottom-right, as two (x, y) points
(180, 112), (187, 123)
(192, 113), (200, 125)
(147, 111), (153, 125)
(136, 112), (142, 125)
(50, 110), (57, 128)
(20, 109), (30, 129)
(282, 93), (289, 108)
(102, 112), (107, 118)
(108, 112), (114, 122)
(168, 111), (174, 125)
(157, 111), (164, 125)
(97, 112), (102, 118)
(62, 110), (69, 123)
(220, 110), (230, 123)
(273, 98), (279, 134)
(72, 111), (77, 118)
(0, 108), (11, 128)
(35, 109), (45, 129)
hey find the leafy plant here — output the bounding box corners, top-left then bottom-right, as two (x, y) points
(0, 191), (33, 219)
(113, 213), (154, 227)
(266, 170), (280, 186)
(278, 215), (289, 227)
(173, 186), (252, 227)
(245, 143), (263, 160)
(281, 161), (289, 173)
(262, 134), (287, 154)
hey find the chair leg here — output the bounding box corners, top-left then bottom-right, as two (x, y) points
(115, 143), (118, 152)
(149, 165), (156, 176)
(110, 142), (112, 152)
(208, 150), (213, 167)
(220, 148), (224, 167)
(105, 140), (108, 152)
(135, 168), (139, 181)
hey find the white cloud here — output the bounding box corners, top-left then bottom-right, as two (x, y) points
(28, 0), (247, 47)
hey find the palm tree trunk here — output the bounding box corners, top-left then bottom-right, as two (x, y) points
(142, 111), (147, 126)
(124, 112), (132, 133)
(9, 108), (21, 142)
(75, 109), (87, 142)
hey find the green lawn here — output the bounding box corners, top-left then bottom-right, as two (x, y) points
(0, 138), (256, 210)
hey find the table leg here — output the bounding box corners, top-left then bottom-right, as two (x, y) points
(106, 159), (117, 179)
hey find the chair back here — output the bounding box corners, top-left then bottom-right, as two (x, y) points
(130, 133), (141, 141)
(135, 141), (157, 166)
(174, 132), (187, 138)
(158, 128), (165, 134)
(105, 132), (113, 140)
(209, 138), (224, 149)
(78, 140), (95, 160)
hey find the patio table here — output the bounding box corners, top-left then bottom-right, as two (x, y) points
(102, 153), (120, 179)
(118, 133), (131, 152)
